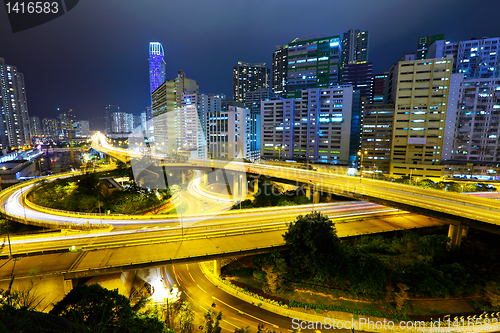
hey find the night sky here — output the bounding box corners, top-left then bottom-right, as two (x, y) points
(1, 0), (499, 130)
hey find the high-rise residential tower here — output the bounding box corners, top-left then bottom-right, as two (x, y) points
(105, 105), (119, 134)
(0, 58), (31, 149)
(29, 116), (42, 137)
(233, 62), (270, 102)
(272, 45), (288, 98)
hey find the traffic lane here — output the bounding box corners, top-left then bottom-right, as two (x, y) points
(173, 263), (287, 332)
(175, 263), (357, 333)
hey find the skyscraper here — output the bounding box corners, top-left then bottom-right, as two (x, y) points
(272, 45), (288, 98)
(105, 105), (119, 134)
(342, 29), (369, 66)
(0, 57), (31, 149)
(286, 35), (342, 98)
(29, 116), (42, 137)
(149, 42), (166, 119)
(232, 62), (270, 102)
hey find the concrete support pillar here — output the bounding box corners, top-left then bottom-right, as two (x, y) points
(233, 176), (239, 198)
(305, 187), (311, 200)
(313, 190), (320, 204)
(63, 279), (73, 295)
(215, 172), (220, 182)
(181, 172), (186, 184)
(214, 259), (221, 276)
(202, 171), (208, 184)
(253, 179), (258, 194)
(461, 225), (469, 238)
(448, 224), (463, 250)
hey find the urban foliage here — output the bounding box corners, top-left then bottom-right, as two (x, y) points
(49, 284), (170, 332)
(223, 212), (500, 316)
(232, 181), (310, 210)
(28, 167), (172, 214)
(395, 177), (496, 193)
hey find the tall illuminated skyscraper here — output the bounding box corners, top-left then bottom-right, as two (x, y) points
(0, 57), (31, 149)
(149, 42), (166, 113)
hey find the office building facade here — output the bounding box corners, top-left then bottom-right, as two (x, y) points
(233, 62), (270, 102)
(417, 34), (445, 60)
(426, 36), (500, 79)
(244, 89), (279, 114)
(261, 87), (353, 164)
(286, 35), (342, 98)
(443, 76), (500, 163)
(342, 29), (369, 66)
(149, 42), (166, 95)
(111, 112), (134, 134)
(389, 56), (453, 178)
(207, 105), (260, 162)
(372, 73), (389, 104)
(360, 104), (394, 174)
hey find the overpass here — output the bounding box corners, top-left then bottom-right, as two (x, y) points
(0, 208), (445, 281)
(90, 132), (500, 247)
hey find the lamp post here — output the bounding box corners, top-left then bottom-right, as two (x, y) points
(357, 151), (367, 181)
(3, 202), (12, 258)
(38, 158), (44, 177)
(274, 145), (283, 160)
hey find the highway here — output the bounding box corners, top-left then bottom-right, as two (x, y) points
(167, 263), (360, 333)
(92, 132), (500, 227)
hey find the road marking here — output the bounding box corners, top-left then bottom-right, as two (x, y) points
(183, 289), (194, 302)
(200, 305), (208, 312)
(189, 272), (195, 281)
(212, 296), (279, 328)
(197, 284), (207, 293)
(223, 319), (240, 329)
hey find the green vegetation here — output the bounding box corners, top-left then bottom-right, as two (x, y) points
(0, 283), (174, 332)
(233, 181), (311, 209)
(49, 284), (169, 332)
(222, 212), (500, 317)
(28, 166), (172, 214)
(394, 177), (496, 193)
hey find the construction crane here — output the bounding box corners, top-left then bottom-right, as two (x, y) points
(57, 109), (75, 163)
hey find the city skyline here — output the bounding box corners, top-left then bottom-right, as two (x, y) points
(1, 0), (499, 123)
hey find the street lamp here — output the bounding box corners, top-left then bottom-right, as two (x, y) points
(274, 145), (283, 160)
(38, 158), (44, 177)
(409, 168), (416, 185)
(357, 151), (367, 180)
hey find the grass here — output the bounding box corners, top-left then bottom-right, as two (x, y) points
(281, 287), (384, 313)
(407, 299), (475, 316)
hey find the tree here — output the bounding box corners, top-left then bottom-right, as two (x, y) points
(199, 310), (222, 333)
(49, 284), (134, 329)
(177, 301), (194, 333)
(283, 211), (342, 280)
(77, 172), (99, 195)
(49, 284), (168, 332)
